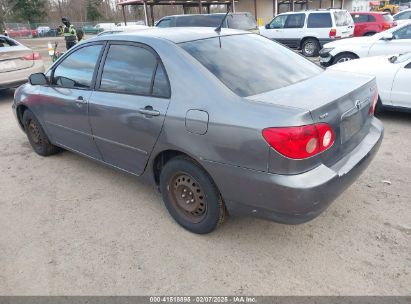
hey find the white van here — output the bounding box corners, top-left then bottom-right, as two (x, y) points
(259, 9), (354, 57)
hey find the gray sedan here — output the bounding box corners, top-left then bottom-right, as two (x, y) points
(13, 28), (383, 234)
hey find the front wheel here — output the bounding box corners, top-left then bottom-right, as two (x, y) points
(23, 109), (60, 156)
(333, 53), (358, 64)
(301, 38), (320, 57)
(159, 157), (227, 234)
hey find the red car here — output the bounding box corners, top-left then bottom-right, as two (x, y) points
(351, 12), (397, 36)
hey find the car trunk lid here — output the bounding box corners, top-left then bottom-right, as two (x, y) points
(0, 46), (35, 73)
(247, 69), (377, 167)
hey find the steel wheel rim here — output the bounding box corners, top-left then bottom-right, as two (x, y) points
(169, 172), (207, 224)
(304, 42), (315, 55)
(28, 120), (41, 145)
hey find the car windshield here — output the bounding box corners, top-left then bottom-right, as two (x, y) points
(180, 34), (322, 97)
(227, 14), (257, 30)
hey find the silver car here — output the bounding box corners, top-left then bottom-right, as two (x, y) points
(0, 35), (45, 89)
(13, 28), (383, 234)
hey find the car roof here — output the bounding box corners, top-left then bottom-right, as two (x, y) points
(279, 9), (347, 15)
(94, 27), (249, 44)
(161, 12), (251, 19)
(350, 11), (389, 15)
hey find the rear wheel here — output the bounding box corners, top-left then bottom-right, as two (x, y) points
(23, 109), (60, 156)
(333, 53), (358, 64)
(383, 9), (391, 13)
(159, 157), (226, 234)
(301, 38), (320, 57)
(363, 32), (376, 36)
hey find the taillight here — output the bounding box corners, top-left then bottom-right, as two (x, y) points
(329, 28), (337, 38)
(22, 52), (41, 60)
(383, 22), (391, 30)
(262, 123), (335, 160)
(369, 89), (379, 116)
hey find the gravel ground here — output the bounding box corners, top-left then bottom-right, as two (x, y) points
(0, 38), (409, 296)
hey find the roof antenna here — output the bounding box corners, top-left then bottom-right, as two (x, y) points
(215, 9), (230, 34)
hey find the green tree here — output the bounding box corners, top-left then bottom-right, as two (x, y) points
(13, 0), (47, 23)
(86, 0), (101, 21)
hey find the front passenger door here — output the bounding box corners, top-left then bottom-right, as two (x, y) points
(88, 43), (171, 175)
(261, 15), (288, 41)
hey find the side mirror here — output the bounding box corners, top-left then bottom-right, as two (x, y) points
(265, 24), (270, 29)
(29, 73), (48, 85)
(381, 32), (394, 40)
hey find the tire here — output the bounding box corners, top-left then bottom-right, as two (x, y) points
(333, 53), (358, 64)
(22, 109), (60, 156)
(301, 38), (320, 57)
(159, 157), (227, 234)
(363, 32), (376, 36)
(383, 9), (391, 13)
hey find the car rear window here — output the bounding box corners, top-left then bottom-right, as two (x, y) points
(333, 10), (353, 26)
(307, 13), (332, 28)
(227, 14), (257, 30)
(180, 34), (322, 97)
(176, 15), (223, 27)
(383, 13), (394, 22)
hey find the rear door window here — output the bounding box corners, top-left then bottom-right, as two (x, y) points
(99, 44), (170, 97)
(99, 44), (157, 95)
(307, 13), (332, 28)
(284, 13), (305, 28)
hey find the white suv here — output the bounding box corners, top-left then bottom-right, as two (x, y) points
(259, 9), (354, 57)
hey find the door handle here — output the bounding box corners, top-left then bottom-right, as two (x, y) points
(138, 106), (160, 117)
(75, 96), (86, 105)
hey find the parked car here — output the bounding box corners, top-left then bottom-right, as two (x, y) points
(96, 25), (149, 37)
(155, 12), (259, 33)
(36, 26), (51, 37)
(393, 7), (411, 22)
(330, 53), (411, 112)
(259, 9), (354, 57)
(13, 28), (383, 234)
(0, 35), (45, 89)
(94, 23), (117, 31)
(351, 12), (396, 36)
(319, 20), (411, 66)
(82, 25), (104, 34)
(7, 27), (37, 38)
(392, 0), (411, 10)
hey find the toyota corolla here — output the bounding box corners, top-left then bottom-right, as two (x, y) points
(13, 28), (383, 234)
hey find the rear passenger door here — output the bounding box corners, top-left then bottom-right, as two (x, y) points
(88, 42), (171, 175)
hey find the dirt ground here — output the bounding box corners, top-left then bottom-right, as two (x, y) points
(0, 38), (410, 296)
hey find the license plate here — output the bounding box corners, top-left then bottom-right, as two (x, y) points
(341, 111), (362, 143)
(0, 61), (17, 71)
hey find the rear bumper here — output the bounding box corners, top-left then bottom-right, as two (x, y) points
(204, 118), (383, 224)
(0, 61), (45, 89)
